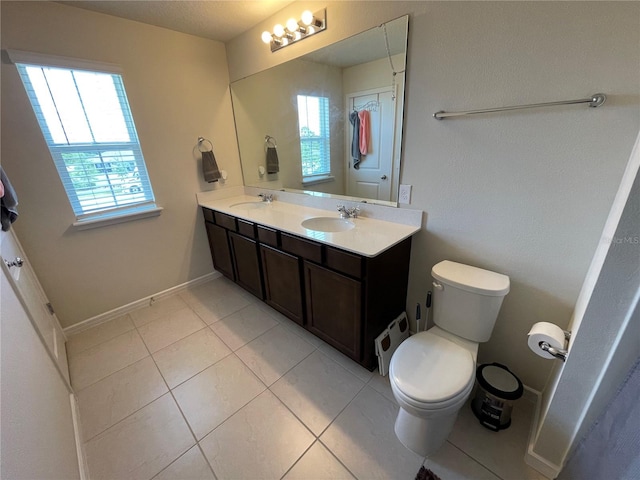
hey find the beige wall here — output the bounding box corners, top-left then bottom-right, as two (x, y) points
(1, 1), (242, 327)
(227, 1), (640, 391)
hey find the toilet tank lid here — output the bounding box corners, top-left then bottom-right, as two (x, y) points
(432, 261), (510, 296)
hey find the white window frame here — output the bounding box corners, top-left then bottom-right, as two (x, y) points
(8, 50), (162, 230)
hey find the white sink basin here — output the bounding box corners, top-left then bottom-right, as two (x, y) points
(301, 217), (355, 233)
(229, 201), (270, 209)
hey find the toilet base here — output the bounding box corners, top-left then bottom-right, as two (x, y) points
(394, 407), (459, 457)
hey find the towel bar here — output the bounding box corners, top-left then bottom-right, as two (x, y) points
(433, 93), (606, 120)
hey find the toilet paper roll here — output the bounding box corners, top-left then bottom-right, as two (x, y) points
(527, 322), (565, 359)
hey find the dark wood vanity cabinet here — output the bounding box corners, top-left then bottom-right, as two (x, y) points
(203, 209), (263, 299)
(228, 232), (263, 299)
(205, 222), (235, 281)
(304, 261), (361, 360)
(260, 245), (305, 325)
(201, 207), (412, 370)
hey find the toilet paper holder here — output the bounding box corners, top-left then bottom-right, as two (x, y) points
(538, 330), (571, 362)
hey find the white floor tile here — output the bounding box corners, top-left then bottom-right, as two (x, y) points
(172, 354), (266, 440)
(276, 315), (325, 348)
(180, 278), (252, 325)
(153, 327), (232, 388)
(367, 372), (396, 405)
(318, 342), (375, 383)
(66, 314), (135, 356)
(424, 442), (501, 480)
(200, 390), (315, 480)
(72, 290), (548, 480)
(69, 329), (148, 391)
(283, 441), (355, 480)
(137, 308), (206, 353)
(130, 295), (190, 327)
(77, 356), (168, 441)
(321, 386), (423, 480)
(84, 393), (194, 480)
(210, 304), (279, 351)
(448, 397), (547, 480)
(153, 445), (215, 480)
(236, 324), (315, 386)
(271, 350), (365, 436)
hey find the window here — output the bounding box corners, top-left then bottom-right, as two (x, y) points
(10, 50), (159, 227)
(297, 95), (331, 179)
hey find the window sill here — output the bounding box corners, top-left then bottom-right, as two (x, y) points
(302, 175), (335, 187)
(72, 206), (163, 231)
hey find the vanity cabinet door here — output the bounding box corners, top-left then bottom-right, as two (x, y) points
(260, 245), (304, 326)
(304, 261), (361, 361)
(205, 222), (235, 281)
(229, 232), (263, 300)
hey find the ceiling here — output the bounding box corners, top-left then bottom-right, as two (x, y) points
(57, 1), (296, 43)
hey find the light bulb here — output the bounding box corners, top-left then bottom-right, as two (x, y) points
(273, 24), (285, 37)
(286, 18), (299, 32)
(301, 10), (314, 26)
(261, 31), (273, 44)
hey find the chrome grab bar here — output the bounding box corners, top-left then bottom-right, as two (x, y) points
(434, 93), (606, 120)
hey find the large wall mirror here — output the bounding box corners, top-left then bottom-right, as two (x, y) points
(231, 15), (408, 207)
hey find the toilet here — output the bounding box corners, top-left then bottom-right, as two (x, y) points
(389, 260), (510, 456)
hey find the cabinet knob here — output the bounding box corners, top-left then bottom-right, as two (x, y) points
(380, 175), (388, 180)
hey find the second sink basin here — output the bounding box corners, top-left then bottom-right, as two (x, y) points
(301, 217), (355, 233)
(229, 201), (270, 210)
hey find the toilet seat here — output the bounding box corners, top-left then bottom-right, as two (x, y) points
(390, 331), (475, 408)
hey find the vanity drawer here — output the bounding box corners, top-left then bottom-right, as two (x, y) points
(202, 208), (214, 223)
(281, 233), (322, 264)
(237, 219), (256, 239)
(214, 212), (237, 231)
(257, 225), (279, 247)
(325, 247), (363, 279)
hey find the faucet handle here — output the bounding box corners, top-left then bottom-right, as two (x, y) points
(337, 204), (359, 218)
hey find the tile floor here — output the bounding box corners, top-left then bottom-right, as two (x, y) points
(67, 276), (548, 480)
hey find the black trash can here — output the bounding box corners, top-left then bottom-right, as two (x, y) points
(471, 363), (523, 431)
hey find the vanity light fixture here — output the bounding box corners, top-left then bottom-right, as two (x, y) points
(261, 9), (326, 52)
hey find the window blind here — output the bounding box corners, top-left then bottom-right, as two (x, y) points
(14, 60), (156, 221)
(297, 95), (331, 177)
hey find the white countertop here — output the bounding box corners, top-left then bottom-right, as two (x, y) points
(198, 194), (420, 257)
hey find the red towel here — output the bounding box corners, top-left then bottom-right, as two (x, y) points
(358, 110), (369, 155)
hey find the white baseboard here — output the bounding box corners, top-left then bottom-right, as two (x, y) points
(63, 272), (221, 335)
(524, 386), (562, 479)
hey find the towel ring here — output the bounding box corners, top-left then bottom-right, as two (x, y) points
(265, 135), (277, 149)
(197, 136), (213, 153)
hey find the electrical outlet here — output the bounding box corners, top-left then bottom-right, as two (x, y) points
(399, 184), (412, 204)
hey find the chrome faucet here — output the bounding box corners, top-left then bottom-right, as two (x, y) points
(337, 204), (360, 218)
(258, 193), (274, 203)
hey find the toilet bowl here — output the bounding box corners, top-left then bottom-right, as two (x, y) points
(389, 328), (477, 456)
(389, 261), (510, 456)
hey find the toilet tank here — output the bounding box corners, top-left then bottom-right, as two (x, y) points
(431, 261), (510, 343)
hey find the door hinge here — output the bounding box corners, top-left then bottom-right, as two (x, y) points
(46, 303), (55, 315)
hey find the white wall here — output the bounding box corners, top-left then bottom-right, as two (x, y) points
(1, 1), (242, 327)
(530, 133), (640, 471)
(226, 1), (640, 391)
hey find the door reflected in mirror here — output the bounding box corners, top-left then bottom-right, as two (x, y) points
(230, 15), (408, 207)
